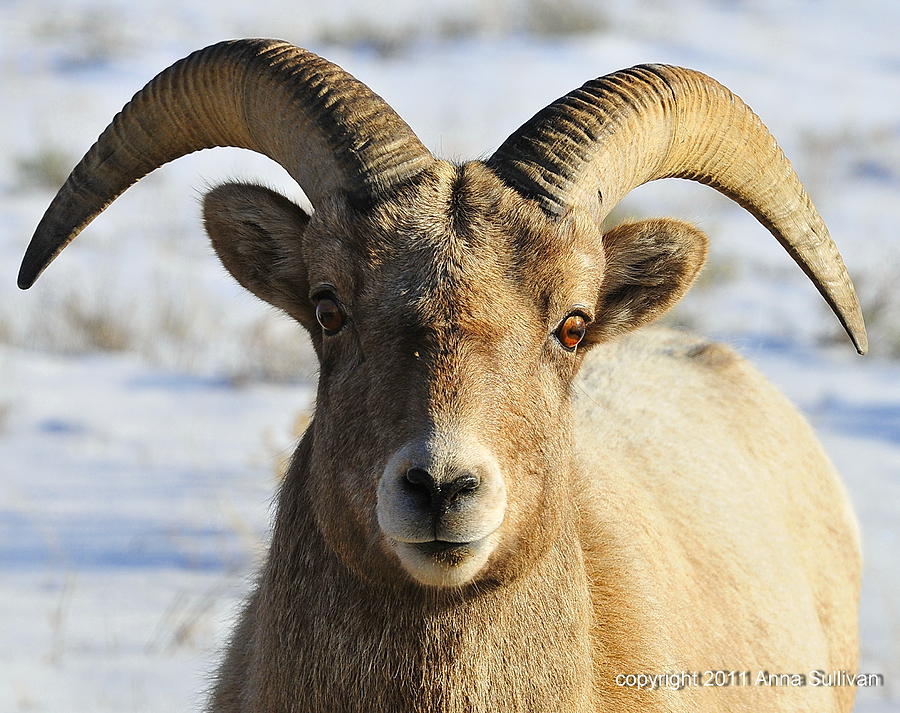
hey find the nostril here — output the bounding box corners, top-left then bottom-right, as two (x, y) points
(443, 474), (480, 504)
(404, 467), (437, 498)
(402, 469), (480, 512)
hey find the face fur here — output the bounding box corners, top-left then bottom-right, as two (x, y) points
(293, 161), (606, 588)
(203, 159), (706, 590)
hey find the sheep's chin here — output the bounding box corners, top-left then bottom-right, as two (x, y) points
(390, 535), (497, 588)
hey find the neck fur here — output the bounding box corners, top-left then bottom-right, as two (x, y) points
(249, 457), (595, 713)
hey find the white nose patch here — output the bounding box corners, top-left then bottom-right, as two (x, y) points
(375, 433), (507, 586)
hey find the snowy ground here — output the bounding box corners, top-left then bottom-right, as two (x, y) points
(1, 0), (898, 711)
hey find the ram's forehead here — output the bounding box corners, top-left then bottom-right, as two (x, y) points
(360, 164), (511, 275)
(363, 162), (506, 247)
(363, 233), (524, 331)
(337, 160), (604, 331)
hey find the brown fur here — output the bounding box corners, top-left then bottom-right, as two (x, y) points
(199, 160), (860, 712)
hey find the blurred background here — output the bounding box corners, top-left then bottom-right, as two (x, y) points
(1, 0), (898, 710)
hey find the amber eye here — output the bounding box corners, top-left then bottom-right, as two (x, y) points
(556, 313), (587, 350)
(315, 297), (345, 335)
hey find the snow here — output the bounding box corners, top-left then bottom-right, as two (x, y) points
(1, 0), (897, 710)
(1, 345), (305, 711)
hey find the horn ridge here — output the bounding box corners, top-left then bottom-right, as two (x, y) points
(19, 38), (433, 289)
(488, 63), (867, 354)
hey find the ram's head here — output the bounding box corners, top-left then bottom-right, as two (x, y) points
(20, 40), (866, 588)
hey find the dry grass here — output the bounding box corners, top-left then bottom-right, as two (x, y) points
(524, 0), (609, 36)
(820, 265), (900, 357)
(4, 290), (133, 354)
(225, 317), (316, 385)
(32, 9), (132, 69)
(47, 573), (76, 665)
(14, 146), (74, 191)
(58, 296), (133, 352)
(146, 578), (235, 654)
(797, 123), (899, 197)
(270, 409), (313, 482)
(306, 0), (609, 57)
(692, 254), (739, 292)
(308, 12), (478, 58)
(3, 278), (317, 384)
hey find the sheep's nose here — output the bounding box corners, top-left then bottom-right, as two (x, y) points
(377, 434), (506, 547)
(404, 467), (480, 513)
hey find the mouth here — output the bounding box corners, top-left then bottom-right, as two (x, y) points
(413, 539), (475, 566)
(388, 534), (497, 587)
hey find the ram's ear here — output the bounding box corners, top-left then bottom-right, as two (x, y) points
(203, 182), (314, 326)
(588, 218), (708, 344)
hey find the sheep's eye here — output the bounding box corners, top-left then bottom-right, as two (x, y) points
(315, 297), (345, 335)
(556, 313), (587, 350)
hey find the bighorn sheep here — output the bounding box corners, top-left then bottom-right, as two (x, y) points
(20, 40), (865, 713)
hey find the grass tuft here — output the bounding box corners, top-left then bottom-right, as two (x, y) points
(14, 146), (73, 191)
(58, 296), (133, 352)
(821, 266), (900, 357)
(524, 0), (610, 36)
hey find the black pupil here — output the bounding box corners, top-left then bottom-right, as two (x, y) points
(316, 299), (343, 333)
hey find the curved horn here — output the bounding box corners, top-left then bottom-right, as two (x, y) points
(19, 39), (433, 289)
(488, 64), (867, 354)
